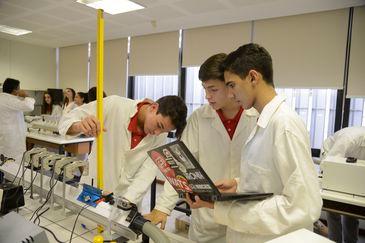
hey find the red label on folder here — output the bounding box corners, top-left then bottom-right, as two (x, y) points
(150, 151), (192, 192)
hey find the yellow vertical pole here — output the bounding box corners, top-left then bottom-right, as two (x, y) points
(96, 9), (104, 190)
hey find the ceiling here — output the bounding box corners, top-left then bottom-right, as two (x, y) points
(0, 0), (364, 48)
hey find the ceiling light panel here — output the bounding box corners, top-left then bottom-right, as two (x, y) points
(77, 0), (144, 15)
(0, 24), (32, 36)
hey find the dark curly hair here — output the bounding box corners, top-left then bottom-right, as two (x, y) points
(156, 95), (187, 139)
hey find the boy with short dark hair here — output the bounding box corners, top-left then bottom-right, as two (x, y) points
(145, 53), (258, 242)
(187, 43), (322, 242)
(59, 95), (187, 205)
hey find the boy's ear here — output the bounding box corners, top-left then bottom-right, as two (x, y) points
(149, 102), (159, 112)
(248, 70), (259, 85)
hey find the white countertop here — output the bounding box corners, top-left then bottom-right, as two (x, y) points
(321, 189), (365, 207)
(266, 229), (333, 243)
(26, 132), (95, 145)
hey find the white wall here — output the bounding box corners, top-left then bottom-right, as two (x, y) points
(0, 38), (56, 90)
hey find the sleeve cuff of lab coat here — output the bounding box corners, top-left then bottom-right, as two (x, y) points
(58, 118), (82, 136)
(214, 201), (230, 226)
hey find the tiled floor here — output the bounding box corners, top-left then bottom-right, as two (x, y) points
(19, 192), (98, 243)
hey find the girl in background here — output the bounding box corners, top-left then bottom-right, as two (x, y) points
(74, 92), (88, 106)
(63, 88), (77, 114)
(42, 92), (62, 116)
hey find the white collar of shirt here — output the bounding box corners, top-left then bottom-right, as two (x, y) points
(257, 95), (286, 129)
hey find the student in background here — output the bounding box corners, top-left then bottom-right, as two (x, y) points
(63, 88), (77, 114)
(58, 95), (187, 206)
(74, 92), (88, 106)
(145, 53), (258, 242)
(87, 86), (106, 102)
(186, 43), (322, 242)
(321, 126), (365, 243)
(42, 91), (62, 116)
(0, 78), (35, 162)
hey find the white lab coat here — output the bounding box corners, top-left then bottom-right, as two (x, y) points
(155, 104), (258, 242)
(213, 96), (322, 243)
(63, 101), (77, 114)
(321, 126), (365, 160)
(58, 96), (167, 204)
(0, 93), (35, 162)
(51, 104), (63, 117)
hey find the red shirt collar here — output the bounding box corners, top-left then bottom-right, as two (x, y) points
(128, 102), (150, 136)
(216, 107), (244, 140)
(216, 107), (243, 123)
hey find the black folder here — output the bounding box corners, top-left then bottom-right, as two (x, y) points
(148, 140), (273, 202)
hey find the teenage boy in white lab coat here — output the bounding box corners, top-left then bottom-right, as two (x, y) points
(144, 53), (258, 242)
(0, 78), (35, 162)
(321, 126), (365, 243)
(187, 43), (322, 243)
(58, 95), (187, 205)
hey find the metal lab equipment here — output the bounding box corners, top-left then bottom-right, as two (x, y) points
(321, 156), (365, 197)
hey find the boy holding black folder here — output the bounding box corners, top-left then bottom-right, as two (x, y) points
(186, 43), (322, 243)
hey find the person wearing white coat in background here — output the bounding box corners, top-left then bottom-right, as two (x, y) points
(321, 126), (365, 243)
(58, 95), (187, 205)
(62, 88), (77, 114)
(144, 53), (258, 242)
(0, 78), (35, 162)
(186, 43), (322, 243)
(42, 92), (62, 117)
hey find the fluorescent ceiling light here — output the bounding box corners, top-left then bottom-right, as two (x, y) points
(77, 0), (144, 15)
(0, 25), (32, 36)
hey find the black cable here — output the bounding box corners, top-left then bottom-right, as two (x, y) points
(1, 153), (29, 207)
(31, 179), (58, 223)
(6, 150), (40, 196)
(35, 207), (50, 226)
(6, 152), (35, 202)
(31, 160), (69, 223)
(30, 167), (57, 222)
(30, 158), (61, 222)
(10, 152), (26, 184)
(39, 225), (66, 243)
(69, 204), (89, 243)
(23, 172), (38, 194)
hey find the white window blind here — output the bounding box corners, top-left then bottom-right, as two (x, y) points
(129, 31), (179, 76)
(59, 44), (88, 91)
(183, 22), (251, 67)
(254, 9), (348, 89)
(90, 38), (128, 96)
